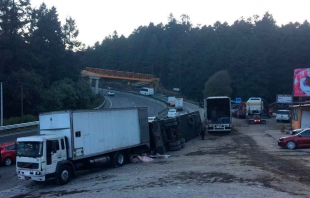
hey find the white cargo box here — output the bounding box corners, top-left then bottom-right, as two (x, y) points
(39, 107), (150, 160)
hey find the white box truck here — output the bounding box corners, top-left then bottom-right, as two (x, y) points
(16, 107), (150, 185)
(204, 96), (232, 132)
(167, 96), (176, 106)
(246, 97), (267, 124)
(175, 98), (184, 111)
(140, 87), (154, 95)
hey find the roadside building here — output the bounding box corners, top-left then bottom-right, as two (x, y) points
(290, 103), (310, 129)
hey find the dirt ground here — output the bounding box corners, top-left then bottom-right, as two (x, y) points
(2, 117), (310, 198)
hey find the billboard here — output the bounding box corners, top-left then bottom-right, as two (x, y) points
(277, 94), (292, 104)
(294, 68), (310, 96)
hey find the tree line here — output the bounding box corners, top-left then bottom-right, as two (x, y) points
(0, 0), (100, 121)
(82, 13), (310, 103)
(2, 0), (310, 120)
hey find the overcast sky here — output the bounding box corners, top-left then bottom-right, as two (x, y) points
(31, 0), (310, 47)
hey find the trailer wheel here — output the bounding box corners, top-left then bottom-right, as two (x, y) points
(165, 121), (178, 127)
(56, 165), (72, 185)
(164, 118), (177, 123)
(187, 115), (195, 125)
(169, 145), (181, 151)
(180, 138), (185, 143)
(112, 152), (126, 168)
(169, 141), (180, 147)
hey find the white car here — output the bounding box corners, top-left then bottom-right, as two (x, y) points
(167, 109), (178, 118)
(107, 91), (115, 96)
(276, 110), (290, 122)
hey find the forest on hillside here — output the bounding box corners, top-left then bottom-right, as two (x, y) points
(2, 0), (310, 120)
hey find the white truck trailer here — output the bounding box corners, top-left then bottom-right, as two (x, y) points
(246, 97), (266, 124)
(204, 96), (232, 132)
(175, 98), (184, 111)
(167, 96), (176, 107)
(16, 107), (150, 185)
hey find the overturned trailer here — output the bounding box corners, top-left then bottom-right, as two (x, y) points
(148, 111), (201, 153)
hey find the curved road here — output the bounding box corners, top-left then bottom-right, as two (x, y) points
(0, 90), (201, 144)
(102, 89), (165, 117)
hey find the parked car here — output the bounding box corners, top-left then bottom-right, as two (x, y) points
(0, 142), (16, 166)
(278, 128), (310, 149)
(289, 128), (304, 135)
(167, 109), (178, 118)
(107, 91), (115, 96)
(276, 110), (290, 122)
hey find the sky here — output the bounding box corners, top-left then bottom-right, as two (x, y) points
(30, 0), (310, 47)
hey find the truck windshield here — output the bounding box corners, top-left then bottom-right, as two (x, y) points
(17, 142), (43, 157)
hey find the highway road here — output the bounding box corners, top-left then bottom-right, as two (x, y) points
(0, 90), (202, 144)
(101, 89), (165, 117)
(0, 90), (167, 144)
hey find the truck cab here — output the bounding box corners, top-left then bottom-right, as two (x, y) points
(16, 135), (71, 184)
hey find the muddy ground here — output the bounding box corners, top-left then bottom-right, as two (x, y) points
(1, 117), (310, 198)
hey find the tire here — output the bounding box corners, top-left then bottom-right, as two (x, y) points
(4, 158), (12, 166)
(187, 115), (195, 125)
(287, 141), (296, 150)
(169, 145), (181, 151)
(56, 165), (72, 185)
(169, 141), (180, 147)
(181, 143), (186, 148)
(180, 138), (185, 143)
(112, 152), (126, 168)
(165, 122), (177, 127)
(164, 118), (177, 123)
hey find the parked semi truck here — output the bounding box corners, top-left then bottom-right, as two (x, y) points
(246, 97), (266, 124)
(175, 98), (184, 111)
(204, 96), (232, 132)
(16, 107), (150, 185)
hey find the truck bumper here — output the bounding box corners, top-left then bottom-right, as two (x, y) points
(17, 170), (55, 182)
(18, 173), (46, 182)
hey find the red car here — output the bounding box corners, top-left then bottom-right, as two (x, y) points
(278, 128), (310, 149)
(0, 142), (17, 166)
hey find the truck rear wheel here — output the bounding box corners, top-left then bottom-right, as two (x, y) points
(56, 165), (72, 185)
(112, 152), (126, 168)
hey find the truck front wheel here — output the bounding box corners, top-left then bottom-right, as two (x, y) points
(112, 152), (126, 168)
(56, 165), (72, 185)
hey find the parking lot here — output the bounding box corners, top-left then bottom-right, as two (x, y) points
(1, 117), (310, 197)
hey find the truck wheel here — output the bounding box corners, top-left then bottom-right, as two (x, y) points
(112, 152), (126, 168)
(165, 122), (177, 127)
(187, 115), (195, 125)
(180, 138), (185, 143)
(169, 145), (181, 151)
(164, 118), (176, 123)
(56, 165), (72, 185)
(169, 141), (180, 147)
(181, 143), (186, 148)
(4, 158), (12, 166)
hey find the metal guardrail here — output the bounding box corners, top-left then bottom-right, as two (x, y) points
(0, 121), (39, 131)
(0, 97), (106, 132)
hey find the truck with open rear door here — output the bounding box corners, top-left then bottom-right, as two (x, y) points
(204, 96), (232, 132)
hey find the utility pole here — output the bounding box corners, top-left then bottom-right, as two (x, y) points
(1, 82), (3, 126)
(21, 84), (23, 123)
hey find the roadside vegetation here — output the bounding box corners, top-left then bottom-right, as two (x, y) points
(2, 0), (310, 120)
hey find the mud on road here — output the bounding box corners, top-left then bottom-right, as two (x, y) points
(2, 117), (310, 198)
